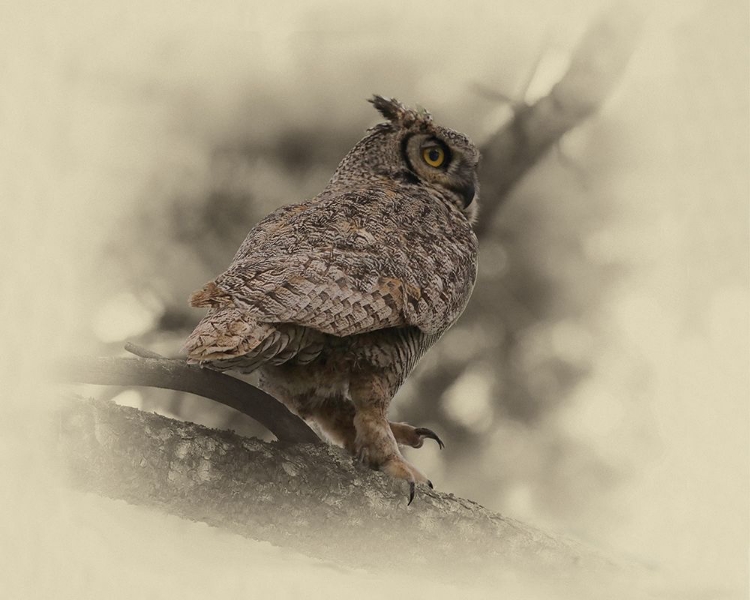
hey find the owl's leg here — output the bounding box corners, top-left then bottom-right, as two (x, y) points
(349, 374), (432, 504)
(303, 403), (444, 453)
(304, 396), (357, 453)
(389, 422), (445, 450)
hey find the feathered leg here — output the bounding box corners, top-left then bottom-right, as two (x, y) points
(304, 400), (444, 453)
(348, 372), (432, 504)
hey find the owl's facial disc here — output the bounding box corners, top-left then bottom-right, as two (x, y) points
(403, 132), (479, 215)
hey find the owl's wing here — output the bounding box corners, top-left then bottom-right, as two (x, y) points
(189, 252), (420, 338)
(186, 191), (477, 365)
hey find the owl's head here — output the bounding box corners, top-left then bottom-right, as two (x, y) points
(329, 95), (480, 223)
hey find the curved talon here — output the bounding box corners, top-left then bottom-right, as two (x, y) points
(414, 427), (445, 450)
(357, 447), (371, 466)
(427, 479), (433, 490)
(408, 481), (416, 506)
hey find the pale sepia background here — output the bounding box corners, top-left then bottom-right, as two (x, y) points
(1, 0), (748, 598)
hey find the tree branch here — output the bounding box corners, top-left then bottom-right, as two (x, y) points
(54, 353), (319, 444)
(59, 394), (626, 578)
(400, 4), (644, 430)
(476, 3), (642, 235)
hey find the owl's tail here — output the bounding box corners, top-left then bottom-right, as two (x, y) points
(182, 308), (323, 374)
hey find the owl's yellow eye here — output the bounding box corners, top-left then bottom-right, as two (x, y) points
(422, 145), (446, 168)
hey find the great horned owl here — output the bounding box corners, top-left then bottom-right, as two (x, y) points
(184, 96), (479, 502)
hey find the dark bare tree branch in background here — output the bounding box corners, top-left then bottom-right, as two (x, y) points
(404, 3), (643, 437)
(476, 3), (642, 235)
(56, 347), (318, 444)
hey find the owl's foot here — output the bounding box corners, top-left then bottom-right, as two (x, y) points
(380, 456), (433, 505)
(389, 421), (445, 450)
(354, 411), (432, 505)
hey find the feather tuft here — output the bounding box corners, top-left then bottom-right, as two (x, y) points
(368, 95), (432, 126)
(188, 281), (233, 308)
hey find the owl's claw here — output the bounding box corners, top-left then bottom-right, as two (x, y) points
(355, 444), (430, 504)
(408, 480), (434, 504)
(353, 411), (433, 506)
(414, 427), (445, 450)
(378, 455), (432, 506)
(390, 422), (446, 449)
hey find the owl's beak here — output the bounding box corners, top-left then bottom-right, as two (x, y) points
(458, 180), (477, 208)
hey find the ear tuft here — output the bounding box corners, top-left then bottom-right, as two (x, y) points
(369, 94), (433, 126)
(369, 95), (407, 122)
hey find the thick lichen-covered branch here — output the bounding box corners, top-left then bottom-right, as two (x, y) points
(60, 395), (622, 579)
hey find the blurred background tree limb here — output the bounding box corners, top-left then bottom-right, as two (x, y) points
(476, 3), (641, 233)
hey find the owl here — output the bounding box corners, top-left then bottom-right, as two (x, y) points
(183, 96), (480, 503)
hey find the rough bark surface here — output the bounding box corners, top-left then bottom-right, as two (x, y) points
(60, 395), (623, 580)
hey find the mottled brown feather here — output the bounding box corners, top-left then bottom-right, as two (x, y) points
(183, 96), (479, 471)
(183, 96), (481, 487)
